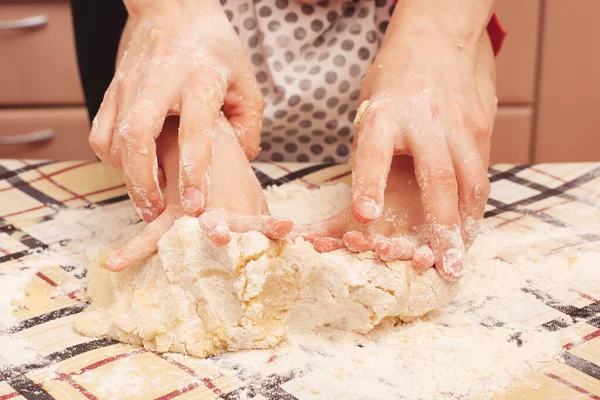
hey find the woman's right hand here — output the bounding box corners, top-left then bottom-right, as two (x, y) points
(89, 0), (264, 223)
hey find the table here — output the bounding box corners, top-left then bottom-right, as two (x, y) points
(0, 160), (599, 399)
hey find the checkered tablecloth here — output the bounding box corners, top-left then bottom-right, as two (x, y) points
(0, 160), (599, 400)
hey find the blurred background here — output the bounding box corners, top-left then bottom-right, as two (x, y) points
(0, 0), (598, 163)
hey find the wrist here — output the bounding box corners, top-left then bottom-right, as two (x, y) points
(381, 26), (478, 66)
(124, 0), (219, 19)
(385, 0), (494, 57)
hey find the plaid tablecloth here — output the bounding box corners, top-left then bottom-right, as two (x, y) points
(0, 160), (599, 400)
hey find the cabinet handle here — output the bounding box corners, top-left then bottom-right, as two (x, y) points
(0, 129), (54, 146)
(0, 15), (49, 31)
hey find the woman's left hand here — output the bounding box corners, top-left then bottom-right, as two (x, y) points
(350, 29), (491, 280)
(106, 117), (292, 272)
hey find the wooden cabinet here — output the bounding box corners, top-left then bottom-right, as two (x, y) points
(492, 0), (600, 163)
(491, 107), (534, 165)
(491, 0), (541, 164)
(495, 0), (541, 105)
(534, 0), (600, 162)
(0, 1), (92, 161)
(0, 108), (93, 160)
(0, 2), (84, 105)
(0, 1), (597, 162)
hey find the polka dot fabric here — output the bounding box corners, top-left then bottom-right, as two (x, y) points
(221, 0), (393, 163)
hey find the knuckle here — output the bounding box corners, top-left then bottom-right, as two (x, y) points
(472, 113), (491, 140)
(462, 172), (490, 205)
(362, 107), (390, 127)
(117, 74), (137, 93)
(149, 46), (171, 64)
(181, 122), (216, 141)
(356, 142), (385, 162)
(128, 179), (161, 205)
(115, 120), (133, 140)
(472, 176), (491, 202)
(110, 151), (122, 168)
(146, 188), (163, 206)
(102, 87), (116, 104)
(427, 166), (457, 189)
(254, 91), (265, 113)
(88, 132), (108, 152)
(366, 112), (388, 131)
(125, 114), (156, 138)
(189, 70), (227, 95)
(245, 144), (260, 160)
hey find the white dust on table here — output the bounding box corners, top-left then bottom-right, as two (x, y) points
(210, 184), (600, 400)
(1, 182), (599, 399)
(0, 203), (140, 370)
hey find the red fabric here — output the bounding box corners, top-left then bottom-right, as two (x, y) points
(487, 13), (507, 56)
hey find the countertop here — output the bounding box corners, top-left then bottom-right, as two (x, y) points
(0, 160), (599, 399)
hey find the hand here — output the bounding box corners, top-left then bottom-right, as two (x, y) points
(351, 30), (491, 280)
(293, 207), (435, 271)
(106, 117), (291, 272)
(292, 155), (435, 270)
(89, 0), (263, 223)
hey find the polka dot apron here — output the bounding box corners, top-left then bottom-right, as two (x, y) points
(221, 0), (394, 163)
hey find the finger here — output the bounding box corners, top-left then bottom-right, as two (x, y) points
(413, 245), (435, 272)
(223, 67), (264, 160)
(289, 211), (348, 242)
(119, 94), (170, 222)
(111, 65), (145, 169)
(343, 230), (375, 252)
(110, 135), (124, 169)
(313, 238), (345, 253)
(225, 214), (293, 240)
(447, 131), (490, 249)
(350, 108), (395, 224)
(410, 132), (464, 281)
(91, 43), (140, 167)
(89, 85), (119, 165)
(106, 209), (177, 272)
(179, 77), (226, 215)
(375, 236), (417, 262)
(199, 209), (231, 246)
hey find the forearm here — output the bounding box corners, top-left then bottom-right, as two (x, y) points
(385, 0), (495, 55)
(122, 0), (210, 19)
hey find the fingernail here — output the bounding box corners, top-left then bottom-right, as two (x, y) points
(106, 254), (123, 271)
(380, 242), (393, 253)
(212, 225), (229, 237)
(441, 249), (464, 280)
(270, 218), (293, 237)
(355, 196), (382, 221)
(140, 208), (157, 223)
(210, 225), (230, 245)
(183, 187), (205, 213)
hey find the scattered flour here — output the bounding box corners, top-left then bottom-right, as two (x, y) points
(1, 182), (598, 399)
(0, 334), (41, 370)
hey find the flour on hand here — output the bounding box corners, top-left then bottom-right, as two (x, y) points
(75, 183), (458, 357)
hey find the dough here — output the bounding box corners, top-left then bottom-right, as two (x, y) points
(76, 214), (459, 358)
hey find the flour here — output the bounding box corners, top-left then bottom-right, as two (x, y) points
(0, 205), (141, 370)
(264, 183), (351, 224)
(0, 245), (72, 369)
(1, 181), (598, 399)
(0, 267), (37, 331)
(208, 221), (585, 399)
(76, 182), (459, 358)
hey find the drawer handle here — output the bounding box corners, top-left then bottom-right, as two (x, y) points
(0, 129), (54, 145)
(0, 15), (49, 31)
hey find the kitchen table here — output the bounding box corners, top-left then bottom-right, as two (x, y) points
(0, 160), (599, 399)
